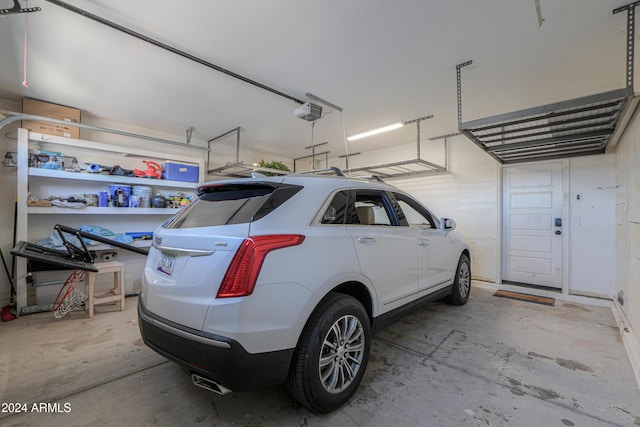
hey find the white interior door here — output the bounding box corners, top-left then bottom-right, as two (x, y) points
(502, 162), (563, 288)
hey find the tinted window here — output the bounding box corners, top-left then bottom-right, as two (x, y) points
(164, 183), (301, 229)
(321, 191), (349, 224)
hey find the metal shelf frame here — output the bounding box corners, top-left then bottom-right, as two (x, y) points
(344, 115), (447, 180)
(456, 2), (640, 164)
(207, 127), (290, 177)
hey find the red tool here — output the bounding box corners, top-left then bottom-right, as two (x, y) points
(133, 161), (163, 179)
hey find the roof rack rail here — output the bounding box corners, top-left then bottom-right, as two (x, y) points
(296, 167), (345, 177)
(352, 175), (386, 183)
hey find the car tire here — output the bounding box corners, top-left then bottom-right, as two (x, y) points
(286, 292), (371, 413)
(446, 253), (471, 305)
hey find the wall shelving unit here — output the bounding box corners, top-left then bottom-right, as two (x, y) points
(12, 128), (206, 313)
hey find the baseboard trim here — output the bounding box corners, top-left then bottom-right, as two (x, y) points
(611, 300), (640, 388)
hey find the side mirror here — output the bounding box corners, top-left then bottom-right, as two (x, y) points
(439, 218), (456, 230)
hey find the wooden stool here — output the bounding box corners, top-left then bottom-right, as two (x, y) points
(85, 261), (126, 317)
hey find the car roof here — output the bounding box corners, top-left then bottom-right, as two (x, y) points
(197, 170), (401, 193)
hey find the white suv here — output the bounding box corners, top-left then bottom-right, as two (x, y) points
(138, 169), (471, 412)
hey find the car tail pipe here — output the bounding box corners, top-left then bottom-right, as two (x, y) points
(191, 374), (232, 395)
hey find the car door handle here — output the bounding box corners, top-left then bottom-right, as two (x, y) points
(418, 240), (430, 247)
(357, 237), (376, 245)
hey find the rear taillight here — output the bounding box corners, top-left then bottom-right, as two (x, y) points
(217, 234), (305, 298)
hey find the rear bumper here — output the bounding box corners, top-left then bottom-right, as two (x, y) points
(138, 299), (294, 392)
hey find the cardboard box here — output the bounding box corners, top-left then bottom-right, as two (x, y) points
(22, 98), (81, 138)
(163, 162), (199, 182)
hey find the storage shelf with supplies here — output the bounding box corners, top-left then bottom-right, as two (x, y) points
(28, 167), (196, 189)
(26, 207), (180, 215)
(13, 128), (206, 313)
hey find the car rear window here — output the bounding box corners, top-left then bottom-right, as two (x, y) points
(163, 183), (302, 229)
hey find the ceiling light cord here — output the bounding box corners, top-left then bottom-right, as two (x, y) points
(22, 0), (29, 87)
(311, 120), (315, 147)
(340, 111), (351, 176)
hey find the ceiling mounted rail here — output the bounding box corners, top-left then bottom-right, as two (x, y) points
(456, 2), (640, 164)
(44, 0), (305, 105)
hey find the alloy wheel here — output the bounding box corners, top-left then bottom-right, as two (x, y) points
(318, 314), (366, 393)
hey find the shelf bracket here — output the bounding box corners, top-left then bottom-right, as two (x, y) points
(456, 61), (473, 127)
(613, 0), (640, 92)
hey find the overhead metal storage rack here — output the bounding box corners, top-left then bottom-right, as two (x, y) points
(206, 127), (290, 177)
(208, 116), (447, 180)
(456, 2), (640, 164)
(344, 115), (447, 180)
(346, 158), (445, 180)
(208, 161), (290, 177)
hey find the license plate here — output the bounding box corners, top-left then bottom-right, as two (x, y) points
(157, 251), (176, 276)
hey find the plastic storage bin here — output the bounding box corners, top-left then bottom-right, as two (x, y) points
(163, 162), (199, 183)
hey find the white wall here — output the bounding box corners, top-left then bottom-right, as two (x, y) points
(614, 105), (640, 359)
(568, 155), (616, 297)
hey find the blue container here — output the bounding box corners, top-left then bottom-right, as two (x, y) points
(163, 162), (199, 183)
(98, 191), (108, 207)
(108, 184), (131, 207)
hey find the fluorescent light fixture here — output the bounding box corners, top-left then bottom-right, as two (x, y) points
(347, 121), (404, 141)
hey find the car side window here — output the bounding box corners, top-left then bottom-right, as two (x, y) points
(347, 191), (392, 226)
(321, 191), (349, 224)
(394, 193), (436, 228)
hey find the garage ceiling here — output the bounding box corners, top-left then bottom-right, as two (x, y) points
(0, 0), (636, 162)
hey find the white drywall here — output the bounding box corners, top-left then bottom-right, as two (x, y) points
(614, 104), (640, 380)
(568, 155), (616, 297)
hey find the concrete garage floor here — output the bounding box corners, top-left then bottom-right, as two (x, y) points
(1, 283), (639, 427)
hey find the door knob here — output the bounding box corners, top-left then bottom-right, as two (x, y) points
(555, 230), (562, 235)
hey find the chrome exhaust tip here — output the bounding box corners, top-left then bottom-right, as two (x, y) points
(191, 374), (232, 395)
